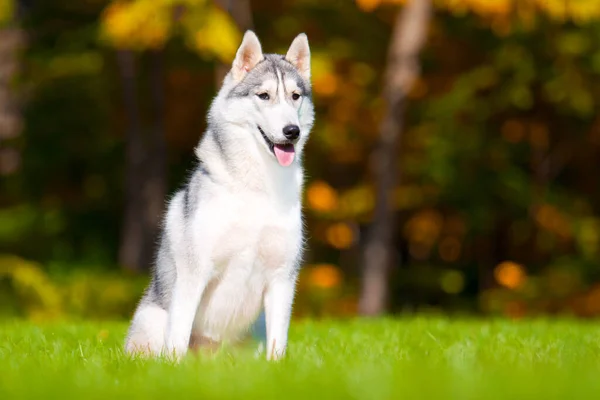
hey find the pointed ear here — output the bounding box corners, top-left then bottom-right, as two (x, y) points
(285, 33), (311, 81)
(231, 31), (263, 82)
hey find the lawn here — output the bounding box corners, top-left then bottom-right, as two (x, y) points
(1, 318), (600, 399)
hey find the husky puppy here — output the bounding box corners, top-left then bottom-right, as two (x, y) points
(124, 31), (314, 361)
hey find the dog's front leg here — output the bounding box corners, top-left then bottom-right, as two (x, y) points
(264, 272), (297, 361)
(164, 269), (209, 360)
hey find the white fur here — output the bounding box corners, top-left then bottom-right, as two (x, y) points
(125, 31), (314, 361)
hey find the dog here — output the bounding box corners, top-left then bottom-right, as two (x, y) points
(124, 30), (314, 361)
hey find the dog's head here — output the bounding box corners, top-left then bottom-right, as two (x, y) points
(214, 31), (314, 167)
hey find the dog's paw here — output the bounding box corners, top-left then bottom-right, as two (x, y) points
(162, 342), (188, 362)
(266, 341), (286, 362)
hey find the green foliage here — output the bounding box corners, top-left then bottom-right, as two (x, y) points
(0, 0), (13, 26)
(399, 15), (600, 312)
(3, 0), (600, 316)
(100, 0), (242, 61)
(0, 256), (147, 320)
(2, 319), (600, 398)
(0, 255), (62, 319)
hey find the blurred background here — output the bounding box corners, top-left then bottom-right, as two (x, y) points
(2, 0), (600, 322)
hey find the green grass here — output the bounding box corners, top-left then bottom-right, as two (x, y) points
(1, 318), (600, 399)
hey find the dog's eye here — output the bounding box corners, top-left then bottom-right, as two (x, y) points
(257, 93), (270, 100)
(292, 93), (301, 101)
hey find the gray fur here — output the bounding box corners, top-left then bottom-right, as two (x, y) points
(182, 163), (207, 219)
(227, 54), (312, 100)
(145, 233), (175, 309)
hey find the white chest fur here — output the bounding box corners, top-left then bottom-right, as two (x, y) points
(190, 184), (303, 342)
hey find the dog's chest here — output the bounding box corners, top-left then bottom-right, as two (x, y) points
(210, 193), (302, 270)
(194, 194), (301, 340)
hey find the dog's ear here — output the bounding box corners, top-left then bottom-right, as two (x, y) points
(232, 30), (263, 82)
(285, 33), (310, 81)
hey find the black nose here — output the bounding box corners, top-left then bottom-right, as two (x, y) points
(282, 125), (300, 140)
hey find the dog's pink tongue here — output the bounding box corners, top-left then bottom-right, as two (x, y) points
(273, 144), (295, 167)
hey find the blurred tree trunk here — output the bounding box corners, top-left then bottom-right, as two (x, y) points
(359, 0), (432, 316)
(117, 50), (145, 272)
(0, 25), (24, 176)
(214, 0), (253, 85)
(145, 49), (167, 260)
(117, 49), (167, 272)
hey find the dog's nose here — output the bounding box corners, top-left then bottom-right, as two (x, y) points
(282, 125), (300, 140)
